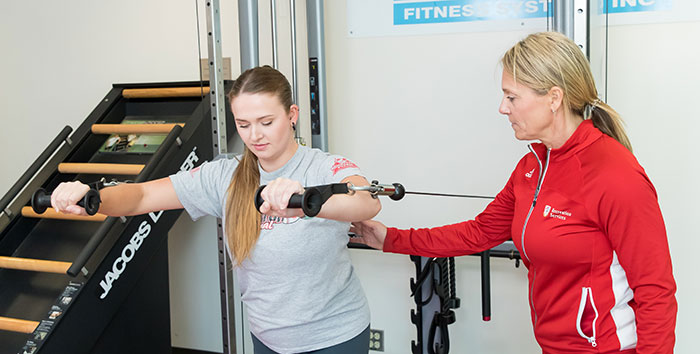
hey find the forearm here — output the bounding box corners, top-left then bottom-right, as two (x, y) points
(98, 183), (147, 216)
(384, 223), (509, 257)
(383, 188), (516, 257)
(97, 177), (182, 217)
(317, 175), (381, 222)
(317, 192), (381, 222)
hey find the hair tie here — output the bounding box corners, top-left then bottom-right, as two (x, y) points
(584, 98), (602, 120)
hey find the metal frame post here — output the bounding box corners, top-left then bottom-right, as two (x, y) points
(290, 0), (299, 106)
(239, 0), (259, 71)
(270, 0), (279, 69)
(552, 0), (575, 38)
(307, 0), (329, 151)
(573, 0), (590, 57)
(552, 0), (589, 57)
(205, 1), (236, 353)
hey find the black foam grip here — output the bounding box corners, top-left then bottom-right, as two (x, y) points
(31, 187), (101, 216)
(31, 188), (51, 214)
(255, 185), (322, 217)
(81, 189), (101, 215)
(299, 187), (322, 217)
(254, 186), (266, 211)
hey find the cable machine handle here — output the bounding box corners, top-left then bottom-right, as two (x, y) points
(31, 188), (101, 216)
(254, 185), (325, 217)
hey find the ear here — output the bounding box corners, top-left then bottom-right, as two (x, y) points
(548, 86), (564, 112)
(289, 104), (299, 125)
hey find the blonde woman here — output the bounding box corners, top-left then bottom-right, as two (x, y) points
(51, 66), (379, 353)
(352, 32), (677, 354)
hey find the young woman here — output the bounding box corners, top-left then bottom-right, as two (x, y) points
(51, 66), (380, 353)
(351, 32), (677, 354)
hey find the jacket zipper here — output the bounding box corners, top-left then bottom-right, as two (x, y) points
(576, 287), (599, 348)
(521, 146), (550, 325)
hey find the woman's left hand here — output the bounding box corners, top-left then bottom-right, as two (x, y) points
(258, 178), (306, 218)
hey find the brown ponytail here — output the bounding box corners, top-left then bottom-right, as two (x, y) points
(225, 66), (293, 264)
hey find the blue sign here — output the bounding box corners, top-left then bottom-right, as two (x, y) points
(392, 0), (673, 26)
(393, 0), (550, 25)
(602, 0), (672, 14)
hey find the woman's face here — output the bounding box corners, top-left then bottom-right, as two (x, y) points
(231, 92), (298, 164)
(498, 70), (554, 142)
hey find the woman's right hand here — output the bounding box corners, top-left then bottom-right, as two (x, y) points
(50, 181), (91, 216)
(349, 220), (388, 250)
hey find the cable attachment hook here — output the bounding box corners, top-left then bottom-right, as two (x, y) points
(348, 180), (406, 200)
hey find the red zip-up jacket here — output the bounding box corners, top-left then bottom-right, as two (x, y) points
(384, 120), (677, 353)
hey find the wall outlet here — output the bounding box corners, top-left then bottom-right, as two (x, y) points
(369, 329), (384, 352)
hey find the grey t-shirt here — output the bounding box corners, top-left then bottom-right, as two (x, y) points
(169, 145), (370, 353)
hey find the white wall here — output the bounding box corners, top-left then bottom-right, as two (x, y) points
(607, 21), (700, 351)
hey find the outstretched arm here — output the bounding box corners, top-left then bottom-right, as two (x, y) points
(51, 177), (183, 217)
(317, 175), (381, 221)
(258, 175), (381, 222)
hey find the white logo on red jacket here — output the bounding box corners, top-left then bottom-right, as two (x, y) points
(543, 205), (572, 220)
(331, 158), (358, 175)
(525, 168), (535, 178)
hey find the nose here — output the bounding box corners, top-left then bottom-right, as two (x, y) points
(498, 97), (510, 115)
(249, 124), (263, 142)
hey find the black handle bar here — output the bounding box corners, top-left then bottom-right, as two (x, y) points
(31, 188), (101, 215)
(254, 185), (324, 217)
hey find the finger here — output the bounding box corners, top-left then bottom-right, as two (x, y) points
(266, 181), (284, 210)
(53, 185), (69, 212)
(65, 205), (87, 216)
(260, 185), (278, 211)
(50, 186), (60, 212)
(69, 186), (86, 206)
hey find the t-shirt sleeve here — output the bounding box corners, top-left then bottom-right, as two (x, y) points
(317, 154), (365, 185)
(169, 158), (233, 220)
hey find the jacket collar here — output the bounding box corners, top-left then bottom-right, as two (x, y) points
(529, 120), (603, 162)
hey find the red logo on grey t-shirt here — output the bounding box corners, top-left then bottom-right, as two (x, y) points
(261, 215), (301, 230)
(331, 158), (358, 175)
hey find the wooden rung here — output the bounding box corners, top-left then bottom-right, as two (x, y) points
(91, 123), (184, 135)
(0, 256), (71, 274)
(58, 163), (144, 175)
(122, 87), (210, 99)
(21, 207), (107, 222)
(0, 316), (39, 334)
